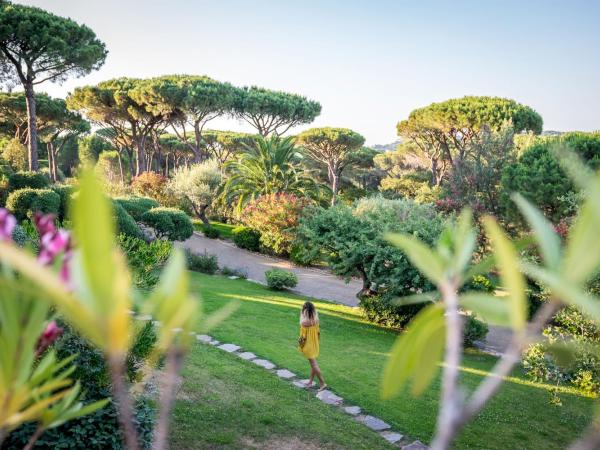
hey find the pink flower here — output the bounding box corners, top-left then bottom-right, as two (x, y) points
(36, 320), (64, 356)
(34, 213), (73, 288)
(33, 212), (57, 237)
(0, 208), (16, 242)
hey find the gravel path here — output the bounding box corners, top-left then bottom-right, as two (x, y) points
(179, 233), (363, 307)
(180, 232), (511, 354)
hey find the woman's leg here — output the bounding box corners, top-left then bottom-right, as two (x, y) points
(310, 359), (326, 388)
(306, 359), (315, 386)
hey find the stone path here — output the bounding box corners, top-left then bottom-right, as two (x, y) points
(179, 233), (363, 307)
(192, 331), (428, 449)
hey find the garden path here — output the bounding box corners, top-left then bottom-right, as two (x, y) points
(180, 232), (512, 354)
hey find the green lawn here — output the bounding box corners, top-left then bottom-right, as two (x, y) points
(193, 220), (237, 240)
(175, 273), (594, 449)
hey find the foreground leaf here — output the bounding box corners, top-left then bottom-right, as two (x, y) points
(386, 233), (445, 285)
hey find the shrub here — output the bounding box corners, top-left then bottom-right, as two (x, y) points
(115, 196), (159, 221)
(113, 201), (143, 239)
(7, 170), (50, 192)
(265, 269), (298, 290)
(2, 138), (28, 171)
(243, 193), (310, 256)
(118, 234), (173, 289)
(141, 207), (193, 241)
(289, 244), (316, 266)
(232, 226), (261, 251)
(359, 295), (425, 329)
(11, 223), (28, 247)
(221, 266), (248, 279)
(201, 224), (220, 239)
(51, 184), (75, 222)
(131, 171), (168, 203)
(463, 315), (489, 348)
(185, 250), (218, 274)
(6, 188), (60, 221)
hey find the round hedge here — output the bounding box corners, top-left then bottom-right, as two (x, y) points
(113, 201), (143, 239)
(7, 171), (50, 192)
(6, 188), (60, 221)
(232, 226), (261, 251)
(141, 207), (193, 241)
(51, 185), (75, 222)
(114, 196), (159, 221)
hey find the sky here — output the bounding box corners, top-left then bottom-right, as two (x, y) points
(16, 0), (600, 145)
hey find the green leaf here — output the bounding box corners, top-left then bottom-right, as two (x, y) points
(72, 169), (116, 314)
(546, 342), (577, 368)
(522, 262), (600, 321)
(453, 209), (476, 275)
(460, 292), (511, 326)
(393, 291), (439, 306)
(512, 194), (561, 269)
(483, 217), (527, 331)
(381, 303), (445, 399)
(562, 201), (600, 285)
(386, 233), (445, 285)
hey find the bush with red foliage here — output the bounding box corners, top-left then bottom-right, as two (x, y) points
(131, 172), (167, 203)
(242, 193), (311, 255)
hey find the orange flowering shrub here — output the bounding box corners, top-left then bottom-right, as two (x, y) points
(131, 172), (168, 203)
(242, 193), (310, 255)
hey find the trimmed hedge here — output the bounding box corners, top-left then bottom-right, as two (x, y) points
(232, 226), (261, 251)
(265, 269), (298, 290)
(113, 201), (143, 239)
(7, 171), (49, 192)
(51, 185), (75, 222)
(141, 207), (193, 241)
(185, 250), (219, 274)
(6, 188), (60, 221)
(115, 196), (159, 221)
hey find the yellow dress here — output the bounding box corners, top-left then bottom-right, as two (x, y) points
(299, 323), (320, 359)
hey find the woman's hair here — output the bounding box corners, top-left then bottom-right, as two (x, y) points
(300, 301), (318, 324)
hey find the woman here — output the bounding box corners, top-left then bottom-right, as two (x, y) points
(298, 301), (327, 390)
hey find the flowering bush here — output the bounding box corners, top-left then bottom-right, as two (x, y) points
(131, 171), (168, 203)
(242, 193), (310, 255)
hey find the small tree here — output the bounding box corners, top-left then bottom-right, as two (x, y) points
(166, 160), (222, 225)
(233, 86), (321, 137)
(297, 127), (365, 205)
(0, 2), (106, 171)
(1, 138), (27, 171)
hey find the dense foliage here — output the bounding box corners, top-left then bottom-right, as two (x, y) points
(141, 207), (193, 241)
(242, 193), (310, 256)
(185, 250), (219, 274)
(113, 201), (143, 239)
(265, 269), (298, 290)
(232, 226), (261, 252)
(7, 170), (49, 192)
(115, 196), (160, 221)
(6, 187), (60, 220)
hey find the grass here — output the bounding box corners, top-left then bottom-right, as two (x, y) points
(192, 220), (237, 240)
(176, 273), (594, 449)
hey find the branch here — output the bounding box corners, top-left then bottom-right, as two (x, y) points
(108, 355), (140, 450)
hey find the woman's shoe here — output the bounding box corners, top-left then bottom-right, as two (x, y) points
(317, 384), (328, 392)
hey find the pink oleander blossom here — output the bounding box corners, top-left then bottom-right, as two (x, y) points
(36, 320), (64, 356)
(0, 208), (16, 242)
(33, 212), (73, 287)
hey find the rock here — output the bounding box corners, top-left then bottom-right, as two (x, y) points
(380, 431), (403, 444)
(237, 352), (257, 360)
(343, 406), (361, 416)
(228, 275), (239, 279)
(276, 369), (296, 379)
(138, 222), (157, 242)
(402, 441), (428, 450)
(357, 415), (391, 431)
(196, 334), (213, 344)
(316, 390), (343, 405)
(252, 359), (276, 370)
(292, 380), (308, 388)
(217, 343), (241, 353)
(209, 340), (220, 346)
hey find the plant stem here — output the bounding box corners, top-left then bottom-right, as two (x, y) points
(108, 354), (140, 450)
(23, 425), (44, 450)
(569, 417), (600, 450)
(431, 280), (464, 450)
(151, 348), (184, 450)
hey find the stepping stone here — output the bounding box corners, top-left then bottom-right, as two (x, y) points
(316, 390), (343, 405)
(171, 327), (183, 333)
(252, 359), (276, 370)
(343, 406), (361, 416)
(276, 369), (296, 379)
(152, 320), (161, 327)
(218, 343), (241, 353)
(196, 334), (213, 344)
(357, 415), (391, 431)
(292, 380), (308, 388)
(402, 441), (428, 450)
(237, 352), (257, 360)
(209, 340), (220, 346)
(228, 275), (239, 279)
(380, 431), (403, 444)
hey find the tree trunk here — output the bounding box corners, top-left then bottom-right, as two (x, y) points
(190, 200), (210, 225)
(46, 143), (54, 182)
(330, 165), (341, 206)
(51, 145), (58, 182)
(135, 135), (147, 176)
(356, 266), (371, 298)
(24, 82), (39, 171)
(117, 150), (124, 184)
(431, 157), (440, 186)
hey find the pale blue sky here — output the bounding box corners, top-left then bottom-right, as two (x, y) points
(17, 0), (600, 144)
